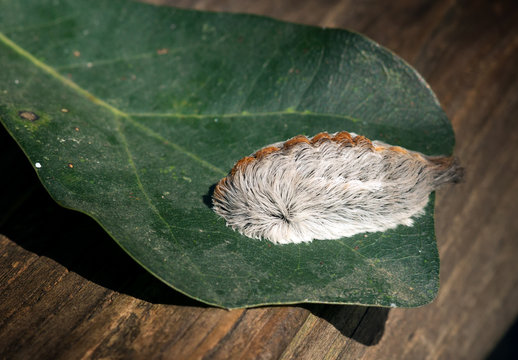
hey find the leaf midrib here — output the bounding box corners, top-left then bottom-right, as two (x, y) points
(0, 31), (226, 174)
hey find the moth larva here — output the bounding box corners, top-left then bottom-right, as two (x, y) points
(212, 131), (462, 244)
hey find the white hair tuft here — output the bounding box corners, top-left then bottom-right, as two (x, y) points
(212, 131), (462, 244)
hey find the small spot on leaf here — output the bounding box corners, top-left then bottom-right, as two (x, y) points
(68, 163), (74, 168)
(18, 111), (39, 122)
(73, 50), (81, 57)
(61, 108), (69, 113)
(157, 48), (168, 55)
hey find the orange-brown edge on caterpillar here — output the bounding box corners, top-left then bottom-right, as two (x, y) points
(213, 131), (449, 201)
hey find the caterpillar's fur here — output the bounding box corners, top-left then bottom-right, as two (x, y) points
(212, 131), (462, 244)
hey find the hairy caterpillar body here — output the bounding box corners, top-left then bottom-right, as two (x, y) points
(212, 131), (462, 244)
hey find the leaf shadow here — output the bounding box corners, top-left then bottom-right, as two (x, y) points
(1, 126), (389, 345)
(304, 304), (389, 346)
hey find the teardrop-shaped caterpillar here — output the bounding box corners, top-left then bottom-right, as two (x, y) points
(212, 131), (462, 244)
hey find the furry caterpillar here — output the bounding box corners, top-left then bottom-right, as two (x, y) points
(212, 131), (462, 244)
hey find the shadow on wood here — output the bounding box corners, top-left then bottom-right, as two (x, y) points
(305, 304), (389, 346)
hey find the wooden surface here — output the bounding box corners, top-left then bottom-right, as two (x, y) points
(1, 0), (518, 359)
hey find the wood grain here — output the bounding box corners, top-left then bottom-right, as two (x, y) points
(1, 0), (518, 359)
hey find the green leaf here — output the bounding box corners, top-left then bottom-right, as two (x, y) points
(0, 0), (453, 308)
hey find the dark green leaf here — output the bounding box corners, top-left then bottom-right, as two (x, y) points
(0, 0), (453, 308)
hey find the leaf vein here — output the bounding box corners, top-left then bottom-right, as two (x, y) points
(127, 110), (360, 122)
(116, 116), (213, 286)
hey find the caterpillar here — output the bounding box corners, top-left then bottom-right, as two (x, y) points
(212, 131), (462, 244)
